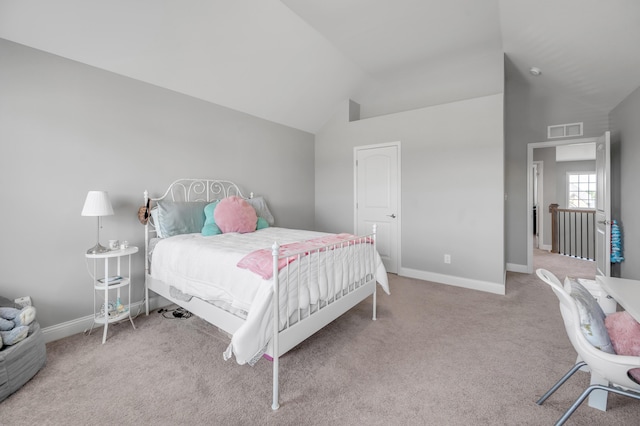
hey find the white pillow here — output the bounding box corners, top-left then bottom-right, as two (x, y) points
(150, 208), (163, 238)
(246, 196), (275, 225)
(564, 277), (614, 353)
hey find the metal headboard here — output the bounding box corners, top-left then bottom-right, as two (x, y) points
(143, 179), (251, 274)
(145, 178), (248, 204)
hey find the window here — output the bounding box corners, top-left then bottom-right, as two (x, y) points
(567, 172), (596, 208)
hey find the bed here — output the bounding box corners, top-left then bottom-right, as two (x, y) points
(143, 178), (389, 409)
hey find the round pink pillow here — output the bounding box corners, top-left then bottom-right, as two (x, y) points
(214, 196), (258, 234)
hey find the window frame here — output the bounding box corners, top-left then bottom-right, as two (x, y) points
(566, 171), (596, 209)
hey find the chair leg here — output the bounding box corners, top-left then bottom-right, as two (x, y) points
(555, 384), (640, 426)
(537, 361), (587, 405)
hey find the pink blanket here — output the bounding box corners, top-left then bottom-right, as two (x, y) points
(237, 233), (371, 279)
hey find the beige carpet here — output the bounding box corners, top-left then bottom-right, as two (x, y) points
(1, 250), (638, 425)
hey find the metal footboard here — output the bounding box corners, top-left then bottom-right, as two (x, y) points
(270, 226), (378, 409)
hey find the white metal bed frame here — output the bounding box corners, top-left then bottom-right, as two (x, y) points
(143, 179), (379, 410)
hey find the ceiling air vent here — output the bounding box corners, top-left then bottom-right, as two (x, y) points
(548, 122), (583, 139)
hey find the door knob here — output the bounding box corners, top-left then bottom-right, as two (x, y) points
(387, 214), (396, 219)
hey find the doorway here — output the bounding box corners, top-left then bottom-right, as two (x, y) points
(532, 161), (543, 249)
(526, 137), (600, 274)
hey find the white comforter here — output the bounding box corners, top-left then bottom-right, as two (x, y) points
(151, 227), (390, 365)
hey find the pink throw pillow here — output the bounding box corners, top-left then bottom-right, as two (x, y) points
(605, 311), (640, 383)
(214, 196), (258, 234)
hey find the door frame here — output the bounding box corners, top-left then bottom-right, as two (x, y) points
(532, 160), (543, 249)
(526, 137), (599, 273)
(353, 141), (402, 273)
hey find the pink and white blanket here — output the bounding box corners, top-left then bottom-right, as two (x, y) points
(237, 233), (372, 279)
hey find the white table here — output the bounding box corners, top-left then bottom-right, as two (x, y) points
(596, 276), (640, 322)
(86, 246), (138, 343)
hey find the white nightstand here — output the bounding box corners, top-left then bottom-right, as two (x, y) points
(86, 246), (138, 343)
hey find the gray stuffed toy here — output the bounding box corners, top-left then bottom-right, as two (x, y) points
(0, 306), (36, 347)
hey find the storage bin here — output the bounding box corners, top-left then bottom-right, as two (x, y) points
(0, 297), (47, 402)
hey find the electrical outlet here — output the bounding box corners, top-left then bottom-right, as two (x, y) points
(444, 254), (451, 264)
(14, 296), (32, 307)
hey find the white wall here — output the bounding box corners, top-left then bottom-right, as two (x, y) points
(0, 39), (315, 331)
(315, 94), (505, 294)
(610, 86), (640, 280)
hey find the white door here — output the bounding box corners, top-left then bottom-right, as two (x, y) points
(355, 144), (400, 273)
(595, 131), (611, 277)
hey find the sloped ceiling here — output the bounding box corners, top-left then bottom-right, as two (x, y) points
(1, 0), (639, 133)
(283, 0), (504, 119)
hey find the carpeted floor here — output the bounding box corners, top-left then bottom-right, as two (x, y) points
(1, 250), (638, 425)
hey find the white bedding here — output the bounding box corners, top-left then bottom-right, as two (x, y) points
(151, 227), (389, 364)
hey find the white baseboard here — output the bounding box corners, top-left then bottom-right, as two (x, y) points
(398, 268), (505, 295)
(506, 263), (529, 274)
(42, 271), (505, 342)
(540, 244), (552, 251)
(41, 298), (167, 343)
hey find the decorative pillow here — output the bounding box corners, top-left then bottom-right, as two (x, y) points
(246, 196), (275, 226)
(564, 277), (614, 353)
(256, 217), (269, 230)
(150, 208), (163, 238)
(156, 200), (208, 238)
(201, 200), (222, 236)
(605, 311), (640, 383)
(214, 196), (258, 234)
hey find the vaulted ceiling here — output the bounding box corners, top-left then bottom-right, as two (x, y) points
(1, 0), (639, 134)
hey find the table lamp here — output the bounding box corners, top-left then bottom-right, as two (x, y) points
(81, 190), (114, 254)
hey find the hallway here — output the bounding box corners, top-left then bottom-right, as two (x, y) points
(533, 247), (596, 282)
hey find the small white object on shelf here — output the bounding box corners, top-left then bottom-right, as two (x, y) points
(98, 276), (123, 284)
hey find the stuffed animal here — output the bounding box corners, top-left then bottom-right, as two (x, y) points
(0, 326), (28, 347)
(0, 306), (36, 348)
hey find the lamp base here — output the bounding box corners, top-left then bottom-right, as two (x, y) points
(86, 243), (110, 254)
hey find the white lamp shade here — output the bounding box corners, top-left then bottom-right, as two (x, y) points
(81, 191), (114, 216)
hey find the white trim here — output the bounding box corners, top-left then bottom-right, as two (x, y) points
(41, 299), (160, 343)
(526, 137), (598, 274)
(399, 267), (505, 295)
(506, 263), (529, 274)
(533, 160), (544, 250)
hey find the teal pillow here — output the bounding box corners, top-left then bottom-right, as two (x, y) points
(256, 216), (269, 230)
(202, 200), (222, 236)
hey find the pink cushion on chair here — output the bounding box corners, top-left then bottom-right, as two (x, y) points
(214, 196), (258, 234)
(605, 311), (640, 383)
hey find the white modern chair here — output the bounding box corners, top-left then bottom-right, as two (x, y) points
(535, 268), (640, 425)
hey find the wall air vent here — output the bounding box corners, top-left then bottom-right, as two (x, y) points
(548, 122), (583, 139)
